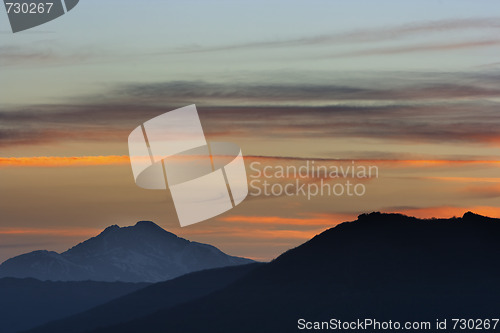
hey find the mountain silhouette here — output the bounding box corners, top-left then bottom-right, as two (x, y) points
(23, 263), (262, 333)
(31, 211), (500, 333)
(0, 278), (147, 333)
(0, 221), (253, 282)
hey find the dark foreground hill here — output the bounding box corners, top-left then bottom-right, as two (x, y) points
(0, 278), (148, 333)
(24, 263), (262, 333)
(34, 211), (500, 333)
(0, 221), (253, 282)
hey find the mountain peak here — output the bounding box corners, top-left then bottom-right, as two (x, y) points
(356, 211), (499, 225)
(0, 220), (253, 282)
(356, 211), (418, 225)
(134, 220), (161, 229)
(102, 224), (120, 233)
(463, 211), (486, 218)
(461, 211), (498, 223)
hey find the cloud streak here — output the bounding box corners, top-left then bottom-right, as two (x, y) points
(164, 18), (500, 54)
(1, 70), (500, 149)
(0, 227), (100, 237)
(327, 39), (500, 58)
(219, 214), (351, 227)
(0, 155), (129, 167)
(0, 44), (91, 67)
(3, 18), (499, 67)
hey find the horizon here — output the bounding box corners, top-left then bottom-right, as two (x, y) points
(0, 209), (494, 264)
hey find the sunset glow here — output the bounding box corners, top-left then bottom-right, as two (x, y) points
(2, 1), (500, 263)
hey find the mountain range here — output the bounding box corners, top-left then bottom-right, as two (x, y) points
(0, 221), (253, 282)
(0, 278), (147, 333)
(22, 211), (500, 333)
(22, 263), (262, 333)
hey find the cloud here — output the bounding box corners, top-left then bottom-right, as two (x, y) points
(115, 75), (500, 103)
(163, 18), (500, 54)
(0, 155), (129, 167)
(327, 39), (500, 58)
(199, 104), (500, 146)
(426, 176), (500, 182)
(3, 103), (500, 147)
(477, 61), (500, 68)
(0, 227), (100, 237)
(0, 103), (165, 147)
(461, 184), (500, 199)
(0, 242), (52, 249)
(4, 17), (498, 68)
(0, 46), (54, 66)
(1, 70), (500, 148)
(219, 213), (352, 227)
(3, 154), (498, 172)
(179, 225), (326, 241)
(0, 44), (90, 67)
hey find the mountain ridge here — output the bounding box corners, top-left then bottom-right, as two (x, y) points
(23, 263), (262, 333)
(0, 221), (253, 282)
(61, 211), (500, 333)
(0, 277), (148, 333)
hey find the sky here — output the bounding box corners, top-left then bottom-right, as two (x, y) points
(1, 0), (500, 262)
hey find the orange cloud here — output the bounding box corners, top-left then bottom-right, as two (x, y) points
(181, 226), (326, 240)
(219, 213), (355, 226)
(426, 176), (500, 183)
(246, 156), (500, 166)
(396, 160), (500, 167)
(0, 227), (101, 237)
(0, 155), (130, 167)
(2, 155), (500, 169)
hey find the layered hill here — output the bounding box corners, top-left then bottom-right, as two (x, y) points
(38, 211), (500, 333)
